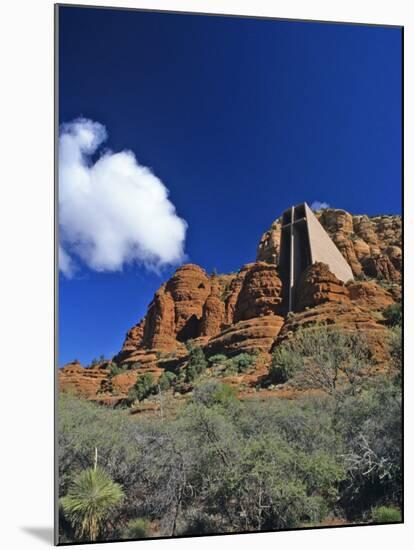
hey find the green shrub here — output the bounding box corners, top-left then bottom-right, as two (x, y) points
(158, 371), (177, 391)
(184, 339), (196, 351)
(185, 347), (207, 382)
(109, 362), (139, 376)
(128, 373), (155, 402)
(211, 382), (237, 406)
(371, 506), (401, 523)
(223, 362), (238, 376)
(383, 303), (402, 326)
(108, 363), (125, 377)
(208, 354), (228, 365)
(270, 345), (303, 383)
(124, 518), (151, 539)
(181, 512), (220, 535)
(336, 378), (402, 519)
(228, 353), (254, 373)
(58, 383), (401, 540)
(389, 325), (402, 381)
(269, 327), (371, 397)
(193, 381), (237, 407)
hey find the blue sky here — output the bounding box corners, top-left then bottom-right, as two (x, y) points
(58, 6), (402, 366)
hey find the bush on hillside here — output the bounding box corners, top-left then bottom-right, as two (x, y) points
(388, 325), (402, 383)
(383, 303), (402, 326)
(58, 370), (401, 542)
(123, 518), (151, 539)
(158, 371), (177, 391)
(228, 353), (255, 373)
(185, 347), (207, 382)
(208, 354), (228, 366)
(371, 506), (401, 523)
(128, 373), (156, 402)
(269, 326), (371, 398)
(192, 380), (237, 407)
(270, 345), (303, 383)
(336, 378), (402, 519)
(108, 363), (125, 377)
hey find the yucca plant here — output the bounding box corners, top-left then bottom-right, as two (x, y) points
(60, 466), (124, 542)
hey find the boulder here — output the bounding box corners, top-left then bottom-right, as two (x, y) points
(295, 262), (350, 311)
(234, 262), (283, 321)
(206, 315), (285, 356)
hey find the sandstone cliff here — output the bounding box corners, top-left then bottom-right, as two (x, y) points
(257, 208), (401, 282)
(60, 207), (401, 402)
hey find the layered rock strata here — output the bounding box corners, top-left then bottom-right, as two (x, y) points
(60, 207), (401, 401)
(257, 209), (401, 282)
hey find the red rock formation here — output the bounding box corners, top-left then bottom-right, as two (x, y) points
(143, 286), (176, 350)
(319, 209), (354, 235)
(206, 315), (285, 356)
(111, 370), (140, 396)
(362, 254), (401, 283)
(352, 238), (371, 263)
(62, 207), (401, 402)
(166, 264), (211, 341)
(295, 262), (350, 311)
(257, 209), (402, 281)
(114, 321), (145, 365)
(200, 292), (225, 337)
(115, 264), (213, 363)
(59, 362), (109, 398)
(234, 262), (283, 321)
(223, 265), (250, 325)
(385, 246), (402, 271)
(275, 302), (389, 363)
(256, 221), (281, 265)
(348, 281), (395, 311)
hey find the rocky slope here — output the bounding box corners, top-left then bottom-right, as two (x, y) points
(59, 208), (401, 402)
(257, 209), (402, 281)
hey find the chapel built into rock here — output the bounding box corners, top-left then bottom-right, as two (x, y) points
(59, 203), (402, 402)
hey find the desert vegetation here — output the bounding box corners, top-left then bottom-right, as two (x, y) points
(58, 324), (402, 543)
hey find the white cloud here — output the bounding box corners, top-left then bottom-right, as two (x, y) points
(310, 200), (330, 211)
(59, 245), (75, 278)
(59, 118), (187, 275)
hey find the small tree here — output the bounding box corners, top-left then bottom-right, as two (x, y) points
(270, 345), (303, 383)
(193, 380), (237, 407)
(185, 347), (207, 382)
(128, 373), (155, 402)
(108, 363), (124, 377)
(270, 326), (371, 398)
(158, 371), (177, 391)
(229, 353), (254, 373)
(383, 303), (402, 327)
(60, 467), (124, 542)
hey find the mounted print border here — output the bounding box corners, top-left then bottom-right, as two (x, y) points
(55, 4), (403, 545)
